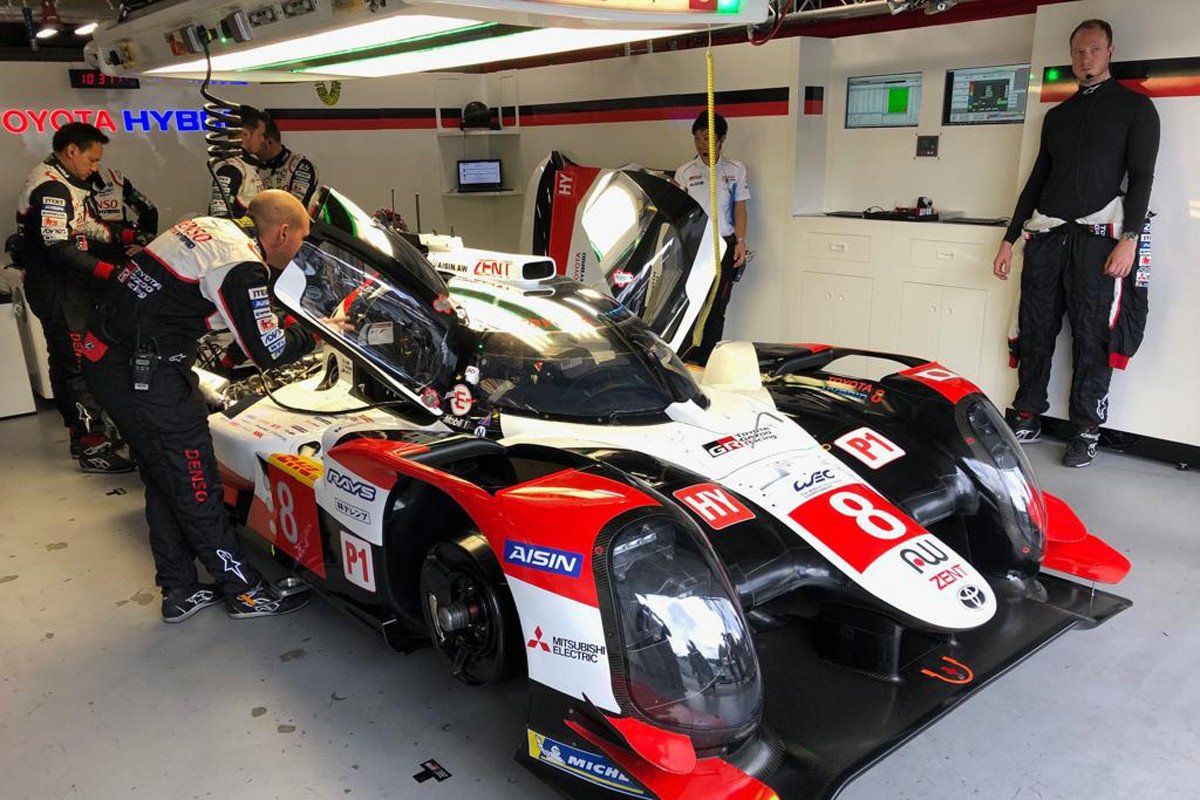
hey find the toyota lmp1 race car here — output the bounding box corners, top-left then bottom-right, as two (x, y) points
(204, 179), (1131, 800)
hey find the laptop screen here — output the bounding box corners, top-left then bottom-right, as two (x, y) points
(458, 159), (503, 190)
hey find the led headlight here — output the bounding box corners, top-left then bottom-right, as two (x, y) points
(957, 398), (1047, 568)
(604, 514), (762, 751)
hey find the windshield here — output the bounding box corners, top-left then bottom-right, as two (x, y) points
(450, 279), (707, 421)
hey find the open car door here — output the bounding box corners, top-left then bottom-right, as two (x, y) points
(521, 151), (720, 354)
(272, 187), (464, 415)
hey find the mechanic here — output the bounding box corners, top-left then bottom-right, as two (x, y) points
(13, 122), (134, 473)
(90, 165), (159, 257)
(257, 118), (320, 207)
(82, 190), (316, 622)
(993, 19), (1159, 468)
(208, 104), (268, 218)
(673, 111), (750, 366)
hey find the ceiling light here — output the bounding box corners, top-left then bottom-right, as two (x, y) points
(74, 21), (99, 36)
(147, 15), (485, 75)
(296, 25), (682, 78)
(36, 0), (61, 39)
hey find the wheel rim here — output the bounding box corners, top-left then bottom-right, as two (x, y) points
(421, 546), (505, 683)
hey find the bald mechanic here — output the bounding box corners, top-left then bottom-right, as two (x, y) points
(82, 191), (316, 623)
(994, 19), (1159, 468)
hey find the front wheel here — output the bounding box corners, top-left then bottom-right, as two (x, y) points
(419, 537), (523, 685)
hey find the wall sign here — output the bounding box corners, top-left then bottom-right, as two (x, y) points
(1, 107), (211, 135)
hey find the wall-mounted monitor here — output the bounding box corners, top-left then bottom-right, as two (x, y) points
(845, 72), (923, 129)
(943, 64), (1031, 125)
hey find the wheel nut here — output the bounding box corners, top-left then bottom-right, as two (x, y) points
(437, 602), (472, 633)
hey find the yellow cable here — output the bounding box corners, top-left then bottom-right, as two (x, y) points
(693, 29), (723, 351)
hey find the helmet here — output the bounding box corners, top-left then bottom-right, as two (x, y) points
(460, 101), (492, 130)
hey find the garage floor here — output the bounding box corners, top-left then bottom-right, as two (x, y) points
(1, 408), (1196, 800)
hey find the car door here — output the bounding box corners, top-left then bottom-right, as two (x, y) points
(522, 152), (720, 354)
(272, 187), (465, 415)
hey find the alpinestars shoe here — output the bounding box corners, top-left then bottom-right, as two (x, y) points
(1063, 428), (1101, 468)
(1007, 411), (1042, 443)
(78, 439), (137, 474)
(226, 582), (309, 619)
(162, 583), (221, 623)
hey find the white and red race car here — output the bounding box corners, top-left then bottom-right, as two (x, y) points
(208, 182), (1130, 800)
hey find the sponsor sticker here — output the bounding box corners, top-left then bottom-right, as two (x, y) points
(326, 467), (378, 501)
(527, 626), (607, 663)
(448, 383), (473, 417)
(248, 286), (269, 300)
(673, 484), (755, 530)
(334, 498), (371, 524)
(791, 466), (851, 503)
(340, 529), (376, 592)
(504, 540), (583, 577)
(256, 316), (277, 334)
(788, 483), (922, 572)
(833, 427), (905, 469)
(702, 427), (778, 458)
(464, 365), (480, 385)
(474, 259), (511, 277)
(41, 196), (65, 208)
(362, 321), (394, 345)
(527, 730), (645, 798)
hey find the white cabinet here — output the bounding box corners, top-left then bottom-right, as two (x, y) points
(798, 271), (873, 348)
(898, 282), (988, 377)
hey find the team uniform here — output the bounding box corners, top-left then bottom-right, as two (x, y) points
(14, 156), (130, 469)
(258, 147), (319, 206)
(673, 154), (751, 365)
(91, 167), (159, 256)
(1005, 78), (1159, 432)
(208, 153), (265, 218)
(82, 216), (314, 615)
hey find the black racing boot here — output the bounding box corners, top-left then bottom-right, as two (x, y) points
(226, 582), (309, 619)
(1007, 410), (1042, 443)
(162, 583), (222, 623)
(1062, 426), (1100, 468)
(78, 437), (137, 473)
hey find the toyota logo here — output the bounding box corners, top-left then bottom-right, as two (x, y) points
(958, 585), (987, 610)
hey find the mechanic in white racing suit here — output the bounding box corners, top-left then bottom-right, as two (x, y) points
(208, 105), (267, 219)
(90, 166), (159, 253)
(258, 117), (319, 207)
(82, 191), (316, 622)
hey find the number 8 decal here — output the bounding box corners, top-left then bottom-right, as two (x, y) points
(829, 490), (907, 540)
(274, 480), (300, 545)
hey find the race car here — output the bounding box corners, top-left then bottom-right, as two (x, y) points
(209, 185), (1131, 800)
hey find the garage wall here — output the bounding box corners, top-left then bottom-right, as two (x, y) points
(821, 15), (1035, 217)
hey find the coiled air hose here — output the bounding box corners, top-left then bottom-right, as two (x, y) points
(197, 28), (241, 216)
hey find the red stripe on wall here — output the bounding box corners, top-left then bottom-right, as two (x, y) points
(276, 117), (437, 131)
(511, 100), (788, 127)
(1041, 75), (1200, 104)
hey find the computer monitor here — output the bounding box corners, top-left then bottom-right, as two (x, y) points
(943, 64), (1031, 125)
(845, 72), (923, 129)
(457, 159), (504, 192)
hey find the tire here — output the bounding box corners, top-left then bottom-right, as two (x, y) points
(419, 537), (523, 685)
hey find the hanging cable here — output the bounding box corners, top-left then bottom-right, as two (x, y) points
(750, 0), (794, 46)
(197, 28), (241, 216)
(689, 27), (724, 354)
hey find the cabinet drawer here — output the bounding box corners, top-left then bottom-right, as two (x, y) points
(805, 231), (871, 263)
(909, 239), (992, 274)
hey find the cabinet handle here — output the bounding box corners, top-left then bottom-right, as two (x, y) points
(828, 242), (847, 252)
(838, 294), (846, 301)
(936, 251), (955, 260)
(945, 307), (953, 317)
(929, 305), (937, 314)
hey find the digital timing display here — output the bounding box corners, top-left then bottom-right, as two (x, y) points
(69, 69), (141, 90)
(943, 64), (1030, 125)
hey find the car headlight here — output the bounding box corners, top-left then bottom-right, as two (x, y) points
(957, 398), (1046, 570)
(600, 513), (762, 751)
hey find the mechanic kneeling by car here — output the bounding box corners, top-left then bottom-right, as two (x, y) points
(81, 190), (316, 623)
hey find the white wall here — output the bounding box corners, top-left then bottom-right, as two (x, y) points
(0, 67), (216, 232)
(1019, 0), (1200, 445)
(822, 15), (1035, 216)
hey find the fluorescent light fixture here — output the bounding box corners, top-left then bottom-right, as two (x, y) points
(297, 25), (682, 78)
(35, 26), (59, 39)
(74, 21), (99, 36)
(148, 15), (485, 75)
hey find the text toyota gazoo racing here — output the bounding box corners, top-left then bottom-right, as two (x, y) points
(207, 186), (1131, 800)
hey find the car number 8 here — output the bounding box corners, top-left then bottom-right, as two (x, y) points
(275, 481), (300, 545)
(829, 490), (907, 539)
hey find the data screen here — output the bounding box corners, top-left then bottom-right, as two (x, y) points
(845, 73), (923, 129)
(943, 64), (1030, 125)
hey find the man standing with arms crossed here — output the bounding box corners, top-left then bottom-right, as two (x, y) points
(258, 118), (320, 207)
(994, 19), (1159, 467)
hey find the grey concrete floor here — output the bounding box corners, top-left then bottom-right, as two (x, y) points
(0, 408), (1196, 800)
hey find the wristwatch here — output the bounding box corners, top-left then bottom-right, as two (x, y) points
(1119, 231), (1139, 241)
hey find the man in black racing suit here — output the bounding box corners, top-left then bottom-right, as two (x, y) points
(993, 19), (1159, 467)
(83, 190), (316, 622)
(208, 105), (268, 218)
(14, 122), (134, 472)
(257, 118), (320, 207)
